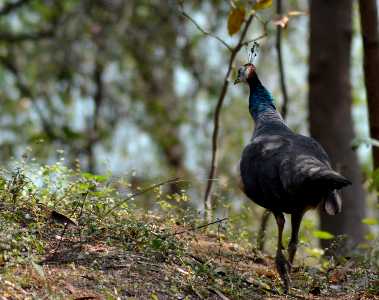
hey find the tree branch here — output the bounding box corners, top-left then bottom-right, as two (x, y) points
(178, 3), (232, 52)
(162, 217), (228, 238)
(256, 0), (289, 252)
(0, 29), (54, 42)
(276, 0), (289, 120)
(0, 0), (30, 16)
(203, 14), (259, 222)
(241, 22), (268, 47)
(102, 177), (184, 218)
(86, 61), (104, 173)
(0, 53), (58, 140)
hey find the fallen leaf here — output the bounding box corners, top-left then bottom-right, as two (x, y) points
(31, 261), (45, 279)
(214, 266), (227, 276)
(50, 210), (77, 226)
(329, 261), (354, 283)
(208, 287), (230, 300)
(176, 267), (189, 275)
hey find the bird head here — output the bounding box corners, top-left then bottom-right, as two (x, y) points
(234, 63), (256, 85)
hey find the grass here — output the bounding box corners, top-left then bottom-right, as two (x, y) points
(0, 160), (378, 299)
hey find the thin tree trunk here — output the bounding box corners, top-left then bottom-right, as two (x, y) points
(257, 0), (288, 251)
(358, 0), (379, 181)
(86, 61), (104, 174)
(203, 15), (256, 222)
(309, 0), (366, 250)
(276, 0), (289, 120)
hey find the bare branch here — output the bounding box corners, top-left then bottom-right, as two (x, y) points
(86, 61), (105, 173)
(0, 29), (54, 42)
(204, 14), (257, 221)
(0, 0), (30, 16)
(0, 53), (58, 139)
(102, 177), (184, 218)
(179, 3), (232, 52)
(256, 0), (289, 252)
(162, 217), (228, 238)
(241, 31), (268, 47)
(276, 0), (289, 120)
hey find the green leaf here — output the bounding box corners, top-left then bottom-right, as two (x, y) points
(151, 238), (163, 250)
(77, 182), (91, 192)
(253, 0), (272, 10)
(364, 232), (376, 241)
(313, 230), (334, 240)
(150, 292), (159, 300)
(227, 6), (246, 35)
(82, 172), (109, 182)
(304, 247), (324, 257)
(362, 218), (379, 226)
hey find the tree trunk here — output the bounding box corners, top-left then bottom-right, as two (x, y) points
(309, 0), (366, 250)
(358, 0), (379, 179)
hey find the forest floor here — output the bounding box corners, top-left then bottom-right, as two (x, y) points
(0, 210), (378, 300)
(0, 167), (378, 299)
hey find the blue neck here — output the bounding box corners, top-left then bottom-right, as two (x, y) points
(248, 74), (276, 120)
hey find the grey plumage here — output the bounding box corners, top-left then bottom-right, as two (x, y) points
(234, 63), (351, 292)
(240, 111), (351, 215)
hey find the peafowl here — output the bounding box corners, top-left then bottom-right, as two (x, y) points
(234, 63), (351, 292)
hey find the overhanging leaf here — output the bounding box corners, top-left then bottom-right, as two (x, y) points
(288, 10), (308, 16)
(273, 15), (289, 28)
(362, 218), (379, 226)
(304, 247), (324, 257)
(227, 6), (246, 35)
(313, 230), (334, 240)
(253, 0), (272, 10)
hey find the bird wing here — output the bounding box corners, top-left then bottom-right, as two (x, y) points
(240, 133), (291, 202)
(278, 135), (351, 197)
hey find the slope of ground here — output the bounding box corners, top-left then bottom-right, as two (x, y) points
(0, 167), (378, 299)
(0, 212), (378, 300)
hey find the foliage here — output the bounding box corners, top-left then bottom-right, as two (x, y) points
(253, 0), (273, 11)
(227, 6), (246, 35)
(0, 0), (377, 297)
(0, 158), (377, 298)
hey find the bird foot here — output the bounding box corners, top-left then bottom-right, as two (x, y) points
(275, 252), (292, 293)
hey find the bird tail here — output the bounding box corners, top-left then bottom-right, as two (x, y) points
(313, 170), (351, 215)
(322, 190), (342, 215)
(313, 169), (352, 191)
(320, 171), (351, 215)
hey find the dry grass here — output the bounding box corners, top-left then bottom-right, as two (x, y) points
(0, 214), (378, 300)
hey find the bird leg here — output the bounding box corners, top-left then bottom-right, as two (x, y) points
(274, 212), (291, 292)
(288, 212), (304, 269)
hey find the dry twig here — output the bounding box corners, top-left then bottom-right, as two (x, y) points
(102, 177), (183, 218)
(203, 15), (267, 221)
(162, 217), (228, 238)
(276, 0), (290, 119)
(178, 3), (267, 220)
(178, 2), (232, 51)
(257, 0), (289, 251)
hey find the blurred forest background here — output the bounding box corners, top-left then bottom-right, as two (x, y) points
(0, 0), (378, 251)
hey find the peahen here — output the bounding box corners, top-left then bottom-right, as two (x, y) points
(234, 63), (351, 292)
